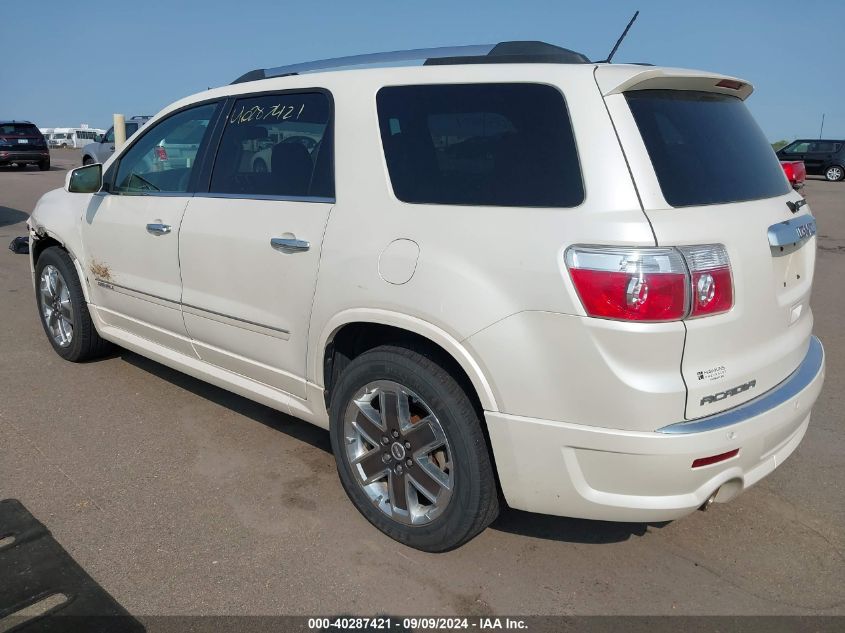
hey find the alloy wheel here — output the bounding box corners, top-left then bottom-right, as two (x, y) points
(39, 265), (74, 347)
(343, 380), (453, 525)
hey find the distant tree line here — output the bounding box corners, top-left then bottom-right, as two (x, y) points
(772, 140), (789, 151)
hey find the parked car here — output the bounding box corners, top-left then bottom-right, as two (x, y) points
(776, 139), (845, 181)
(0, 121), (50, 170)
(28, 42), (825, 551)
(781, 160), (806, 190)
(81, 116), (151, 165)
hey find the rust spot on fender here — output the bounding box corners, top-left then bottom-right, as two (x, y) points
(90, 259), (112, 282)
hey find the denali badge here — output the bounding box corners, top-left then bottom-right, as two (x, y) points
(701, 380), (756, 406)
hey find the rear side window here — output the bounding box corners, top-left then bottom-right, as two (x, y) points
(809, 141), (841, 153)
(209, 92), (334, 199)
(377, 84), (584, 207)
(626, 90), (789, 206)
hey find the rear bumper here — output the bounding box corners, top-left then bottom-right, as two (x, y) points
(485, 336), (825, 522)
(0, 150), (49, 163)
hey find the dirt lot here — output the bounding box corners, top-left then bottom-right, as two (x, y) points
(1, 148), (843, 617)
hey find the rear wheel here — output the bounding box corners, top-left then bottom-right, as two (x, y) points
(329, 345), (498, 551)
(38, 159), (50, 171)
(35, 247), (112, 362)
(824, 165), (844, 182)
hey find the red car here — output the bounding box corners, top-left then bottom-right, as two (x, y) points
(781, 160), (806, 190)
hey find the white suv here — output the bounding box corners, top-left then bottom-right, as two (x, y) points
(28, 42), (825, 551)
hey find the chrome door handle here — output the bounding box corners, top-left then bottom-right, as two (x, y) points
(146, 223), (172, 235)
(271, 237), (310, 252)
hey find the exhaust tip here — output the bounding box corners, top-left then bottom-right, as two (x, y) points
(699, 489), (719, 512)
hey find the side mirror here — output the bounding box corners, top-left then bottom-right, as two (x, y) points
(66, 163), (103, 193)
(94, 133), (103, 143)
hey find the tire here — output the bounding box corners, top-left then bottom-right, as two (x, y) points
(824, 165), (844, 182)
(38, 159), (50, 171)
(329, 345), (499, 551)
(35, 247), (113, 362)
(82, 156), (94, 166)
(60, 143), (68, 149)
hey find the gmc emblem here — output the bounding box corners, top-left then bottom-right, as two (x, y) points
(700, 380), (757, 406)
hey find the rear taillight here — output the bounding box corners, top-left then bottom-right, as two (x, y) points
(782, 162), (796, 182)
(678, 244), (733, 318)
(153, 146), (168, 161)
(565, 244), (733, 322)
(565, 247), (688, 322)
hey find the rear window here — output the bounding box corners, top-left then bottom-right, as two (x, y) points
(377, 84), (584, 207)
(626, 90), (789, 207)
(0, 123), (40, 136)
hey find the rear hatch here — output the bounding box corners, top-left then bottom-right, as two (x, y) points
(0, 122), (47, 152)
(598, 67), (816, 419)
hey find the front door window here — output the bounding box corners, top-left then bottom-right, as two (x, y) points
(114, 103), (218, 194)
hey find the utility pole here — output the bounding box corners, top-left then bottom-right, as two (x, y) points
(819, 113), (825, 139)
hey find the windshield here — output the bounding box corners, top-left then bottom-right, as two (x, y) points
(625, 90), (789, 206)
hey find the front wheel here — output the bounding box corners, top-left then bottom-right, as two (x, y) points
(824, 165), (844, 182)
(35, 247), (113, 361)
(329, 345), (499, 551)
(82, 156), (94, 166)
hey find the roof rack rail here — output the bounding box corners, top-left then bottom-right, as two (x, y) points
(231, 41), (591, 84)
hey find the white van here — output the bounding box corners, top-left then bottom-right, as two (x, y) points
(49, 127), (106, 149)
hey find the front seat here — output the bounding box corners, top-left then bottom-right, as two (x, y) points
(269, 142), (313, 196)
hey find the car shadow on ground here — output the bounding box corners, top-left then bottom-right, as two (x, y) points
(0, 205), (29, 228)
(119, 350), (333, 454)
(120, 349), (666, 545)
(490, 507), (668, 544)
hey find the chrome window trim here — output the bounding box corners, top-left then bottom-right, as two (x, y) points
(111, 191), (194, 198)
(657, 336), (824, 434)
(194, 192), (335, 204)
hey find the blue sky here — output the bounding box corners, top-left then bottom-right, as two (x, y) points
(3, 0), (842, 141)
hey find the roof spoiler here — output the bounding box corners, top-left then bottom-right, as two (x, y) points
(595, 66), (754, 100)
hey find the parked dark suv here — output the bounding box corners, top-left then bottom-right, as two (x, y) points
(776, 139), (845, 182)
(0, 121), (50, 170)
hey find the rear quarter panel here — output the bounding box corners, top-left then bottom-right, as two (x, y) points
(305, 65), (663, 419)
